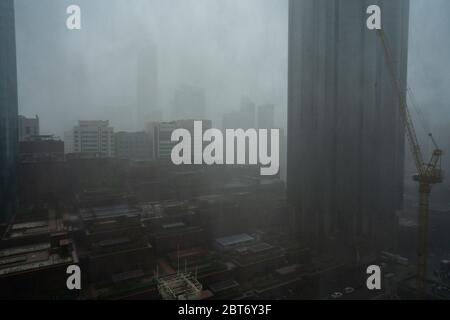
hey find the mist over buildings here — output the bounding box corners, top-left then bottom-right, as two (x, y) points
(14, 0), (288, 137)
(13, 0), (450, 145)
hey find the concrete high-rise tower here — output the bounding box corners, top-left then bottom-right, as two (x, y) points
(0, 0), (19, 222)
(287, 0), (410, 253)
(137, 44), (160, 129)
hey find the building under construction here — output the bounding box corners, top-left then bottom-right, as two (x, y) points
(287, 0), (410, 255)
(157, 272), (203, 300)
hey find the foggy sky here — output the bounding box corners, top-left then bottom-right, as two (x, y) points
(14, 0), (450, 140)
(15, 0), (288, 137)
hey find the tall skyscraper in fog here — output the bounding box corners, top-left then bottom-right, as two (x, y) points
(137, 44), (160, 129)
(0, 0), (18, 222)
(287, 0), (409, 253)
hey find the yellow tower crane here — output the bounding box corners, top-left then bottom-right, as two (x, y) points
(376, 29), (444, 296)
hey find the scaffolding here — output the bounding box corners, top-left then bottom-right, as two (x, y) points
(157, 272), (202, 300)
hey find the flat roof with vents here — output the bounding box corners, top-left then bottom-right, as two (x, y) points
(157, 272), (203, 300)
(215, 234), (254, 249)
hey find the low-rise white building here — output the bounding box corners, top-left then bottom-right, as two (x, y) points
(64, 120), (114, 157)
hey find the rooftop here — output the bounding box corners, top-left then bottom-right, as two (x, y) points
(0, 242), (73, 277)
(80, 205), (142, 220)
(215, 233), (255, 248)
(157, 272), (203, 300)
(3, 211), (64, 241)
(209, 279), (240, 294)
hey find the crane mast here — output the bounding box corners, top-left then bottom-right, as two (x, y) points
(376, 29), (444, 297)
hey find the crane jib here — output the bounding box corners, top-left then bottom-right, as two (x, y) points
(376, 28), (444, 297)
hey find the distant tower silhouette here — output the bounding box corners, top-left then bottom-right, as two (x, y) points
(137, 43), (161, 129)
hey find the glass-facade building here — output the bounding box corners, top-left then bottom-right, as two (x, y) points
(0, 0), (18, 222)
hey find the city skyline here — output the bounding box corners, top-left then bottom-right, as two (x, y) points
(14, 0), (288, 138)
(1, 0), (450, 301)
(13, 1), (450, 140)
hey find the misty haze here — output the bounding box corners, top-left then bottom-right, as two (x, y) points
(0, 0), (450, 302)
(15, 0), (288, 136)
(14, 1), (450, 139)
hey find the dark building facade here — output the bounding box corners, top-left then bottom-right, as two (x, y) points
(0, 0), (18, 222)
(19, 135), (64, 163)
(115, 131), (153, 160)
(287, 0), (410, 253)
